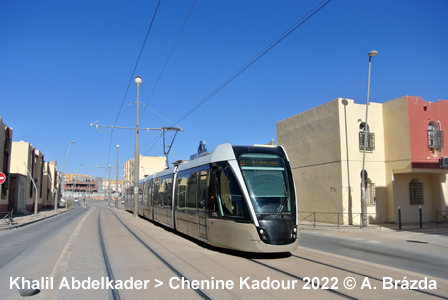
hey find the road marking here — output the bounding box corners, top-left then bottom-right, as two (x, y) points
(39, 210), (93, 300)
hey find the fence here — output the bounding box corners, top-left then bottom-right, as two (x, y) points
(436, 211), (448, 227)
(298, 211), (382, 229)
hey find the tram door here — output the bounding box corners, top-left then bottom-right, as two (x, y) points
(198, 170), (208, 240)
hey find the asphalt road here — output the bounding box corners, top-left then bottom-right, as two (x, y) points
(298, 229), (448, 280)
(0, 207), (89, 299)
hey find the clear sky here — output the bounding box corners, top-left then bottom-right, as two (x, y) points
(1, 0), (447, 179)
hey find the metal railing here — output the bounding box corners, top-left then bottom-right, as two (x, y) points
(436, 211), (448, 227)
(298, 211), (382, 229)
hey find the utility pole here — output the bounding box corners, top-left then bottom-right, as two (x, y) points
(133, 76), (141, 219)
(90, 76), (182, 220)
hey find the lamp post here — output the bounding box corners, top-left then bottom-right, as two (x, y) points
(61, 141), (75, 209)
(116, 143), (120, 208)
(133, 76), (142, 219)
(361, 50), (378, 227)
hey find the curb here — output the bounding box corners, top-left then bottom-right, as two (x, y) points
(1, 209), (73, 231)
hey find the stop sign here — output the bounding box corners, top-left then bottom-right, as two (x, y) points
(0, 172), (5, 184)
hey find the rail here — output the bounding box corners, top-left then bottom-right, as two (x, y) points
(298, 211), (382, 229)
(436, 211), (448, 227)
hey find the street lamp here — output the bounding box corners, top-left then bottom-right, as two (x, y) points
(361, 50), (378, 227)
(133, 76), (142, 219)
(116, 143), (120, 209)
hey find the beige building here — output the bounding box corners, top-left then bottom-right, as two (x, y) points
(0, 117), (13, 214)
(278, 96), (448, 225)
(123, 155), (166, 188)
(10, 141), (46, 213)
(42, 160), (59, 209)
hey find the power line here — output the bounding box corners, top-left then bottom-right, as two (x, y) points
(173, 0), (333, 126)
(103, 0), (162, 170)
(140, 0), (197, 120)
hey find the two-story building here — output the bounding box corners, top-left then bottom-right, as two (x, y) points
(277, 96), (448, 224)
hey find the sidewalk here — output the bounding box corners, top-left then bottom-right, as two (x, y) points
(1, 208), (71, 230)
(299, 220), (448, 233)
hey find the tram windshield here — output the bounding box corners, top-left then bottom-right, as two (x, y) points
(238, 153), (292, 215)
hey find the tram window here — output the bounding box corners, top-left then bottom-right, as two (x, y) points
(215, 167), (250, 220)
(198, 170), (208, 210)
(164, 178), (173, 206)
(238, 153), (292, 214)
(186, 172), (198, 213)
(176, 175), (187, 211)
(153, 179), (160, 206)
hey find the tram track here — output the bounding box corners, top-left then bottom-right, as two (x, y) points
(105, 207), (212, 300)
(99, 206), (448, 299)
(289, 253), (448, 299)
(98, 208), (121, 300)
(245, 251), (447, 299)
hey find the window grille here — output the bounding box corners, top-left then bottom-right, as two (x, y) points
(366, 182), (376, 205)
(409, 179), (424, 205)
(359, 132), (375, 151)
(428, 129), (443, 149)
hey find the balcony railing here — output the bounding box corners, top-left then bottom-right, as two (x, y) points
(298, 211), (382, 229)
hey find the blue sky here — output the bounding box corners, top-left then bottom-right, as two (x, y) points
(1, 0), (447, 179)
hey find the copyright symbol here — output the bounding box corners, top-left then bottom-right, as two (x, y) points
(343, 277), (356, 289)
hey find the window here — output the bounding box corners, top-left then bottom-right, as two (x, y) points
(409, 178), (424, 205)
(239, 153), (292, 214)
(366, 180), (376, 206)
(214, 166), (250, 220)
(359, 123), (375, 151)
(428, 122), (443, 149)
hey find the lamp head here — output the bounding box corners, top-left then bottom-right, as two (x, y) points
(368, 50), (378, 57)
(134, 76), (142, 86)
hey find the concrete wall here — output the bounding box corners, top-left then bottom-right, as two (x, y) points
(278, 99), (343, 216)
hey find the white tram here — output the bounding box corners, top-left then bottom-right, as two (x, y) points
(125, 143), (299, 253)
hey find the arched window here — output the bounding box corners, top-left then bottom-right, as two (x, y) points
(428, 121), (443, 149)
(409, 178), (424, 205)
(359, 122), (375, 151)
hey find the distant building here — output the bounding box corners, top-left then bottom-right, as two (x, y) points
(63, 174), (100, 196)
(277, 96), (448, 224)
(123, 155), (166, 189)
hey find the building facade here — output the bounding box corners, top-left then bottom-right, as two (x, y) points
(0, 117), (13, 214)
(277, 96), (448, 224)
(123, 155), (166, 189)
(10, 141), (46, 213)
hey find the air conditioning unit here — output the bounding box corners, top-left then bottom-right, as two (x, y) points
(440, 157), (448, 168)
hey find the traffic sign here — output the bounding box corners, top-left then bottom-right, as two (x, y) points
(0, 172), (5, 184)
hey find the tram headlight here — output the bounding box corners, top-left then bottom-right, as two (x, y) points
(257, 227), (270, 242)
(291, 226), (298, 240)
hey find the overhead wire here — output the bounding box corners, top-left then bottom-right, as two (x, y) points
(102, 0), (162, 176)
(172, 0), (333, 126)
(140, 0), (197, 120)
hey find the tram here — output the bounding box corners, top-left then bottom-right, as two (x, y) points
(124, 142), (299, 253)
